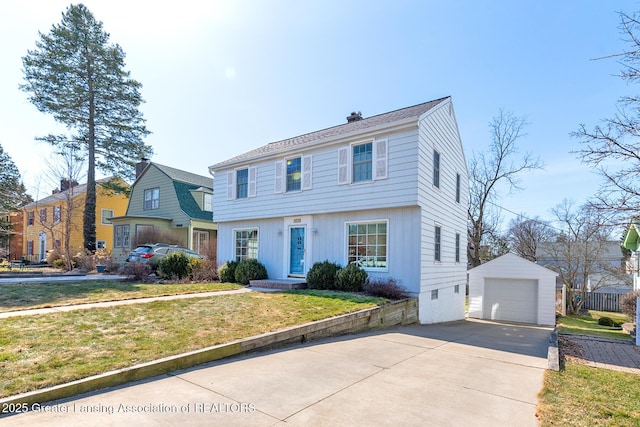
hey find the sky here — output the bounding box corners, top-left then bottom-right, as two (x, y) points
(0, 0), (638, 230)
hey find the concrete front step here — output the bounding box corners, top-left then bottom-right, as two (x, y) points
(249, 279), (308, 290)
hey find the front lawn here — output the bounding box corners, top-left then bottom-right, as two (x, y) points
(556, 310), (631, 340)
(0, 280), (241, 313)
(0, 290), (386, 398)
(538, 362), (640, 426)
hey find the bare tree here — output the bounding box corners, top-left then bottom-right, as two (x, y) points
(507, 215), (554, 262)
(468, 110), (544, 267)
(538, 200), (626, 314)
(574, 10), (640, 217)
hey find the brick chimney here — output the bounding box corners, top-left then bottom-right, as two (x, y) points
(347, 111), (363, 123)
(136, 158), (150, 178)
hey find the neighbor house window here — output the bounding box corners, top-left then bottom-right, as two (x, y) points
(144, 188), (159, 210)
(455, 173), (461, 203)
(27, 211), (34, 226)
(433, 150), (440, 188)
(101, 209), (114, 225)
(114, 225), (130, 248)
(454, 285), (460, 294)
(53, 206), (61, 223)
(204, 193), (213, 211)
(352, 142), (373, 182)
(54, 239), (61, 249)
(286, 157), (302, 192)
(431, 289), (439, 300)
(434, 225), (441, 262)
(40, 208), (47, 223)
(236, 169), (249, 199)
(27, 240), (33, 256)
(96, 240), (107, 250)
(455, 233), (460, 263)
(235, 229), (258, 261)
(347, 221), (388, 269)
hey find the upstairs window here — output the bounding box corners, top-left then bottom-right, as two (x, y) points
(53, 206), (61, 223)
(40, 208), (47, 223)
(236, 169), (249, 199)
(456, 173), (461, 203)
(27, 211), (34, 226)
(101, 209), (114, 225)
(204, 193), (213, 211)
(433, 150), (440, 188)
(352, 142), (373, 182)
(286, 157), (302, 192)
(144, 188), (159, 210)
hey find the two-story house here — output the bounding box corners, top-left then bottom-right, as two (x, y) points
(22, 178), (128, 262)
(209, 97), (468, 324)
(110, 160), (217, 265)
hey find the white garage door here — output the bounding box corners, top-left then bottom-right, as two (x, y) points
(483, 278), (538, 324)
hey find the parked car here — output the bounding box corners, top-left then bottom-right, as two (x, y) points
(126, 244), (203, 270)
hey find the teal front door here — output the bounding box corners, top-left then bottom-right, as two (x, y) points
(289, 227), (305, 276)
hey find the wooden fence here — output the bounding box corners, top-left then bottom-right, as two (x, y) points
(581, 291), (623, 312)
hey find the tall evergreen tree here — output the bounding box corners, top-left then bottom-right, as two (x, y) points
(0, 144), (30, 211)
(21, 3), (152, 252)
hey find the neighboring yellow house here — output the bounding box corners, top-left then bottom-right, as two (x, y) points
(22, 178), (129, 262)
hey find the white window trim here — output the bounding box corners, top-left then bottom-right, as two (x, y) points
(338, 138), (388, 185)
(101, 208), (114, 225)
(233, 227), (259, 261)
(344, 218), (389, 272)
(228, 167), (257, 200)
(434, 224), (442, 263)
(275, 155), (313, 194)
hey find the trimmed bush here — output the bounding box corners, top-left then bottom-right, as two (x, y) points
(218, 260), (239, 283)
(234, 258), (268, 285)
(598, 316), (617, 327)
(158, 252), (191, 279)
(306, 260), (342, 290)
(620, 290), (640, 320)
(336, 262), (368, 292)
(364, 277), (408, 299)
(122, 261), (152, 280)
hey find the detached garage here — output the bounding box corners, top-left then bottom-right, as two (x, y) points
(468, 253), (557, 326)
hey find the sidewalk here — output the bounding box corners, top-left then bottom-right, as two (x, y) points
(562, 334), (640, 374)
(0, 287), (253, 319)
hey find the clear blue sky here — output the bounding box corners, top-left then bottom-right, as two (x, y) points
(0, 1), (637, 227)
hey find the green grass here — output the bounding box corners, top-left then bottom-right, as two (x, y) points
(538, 362), (640, 426)
(557, 310), (631, 340)
(0, 290), (386, 398)
(0, 280), (242, 313)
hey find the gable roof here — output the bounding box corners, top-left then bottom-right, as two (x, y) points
(623, 218), (640, 251)
(23, 177), (116, 209)
(150, 163), (212, 189)
(469, 252), (558, 277)
(209, 97), (450, 170)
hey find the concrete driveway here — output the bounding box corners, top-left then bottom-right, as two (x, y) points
(4, 319), (552, 426)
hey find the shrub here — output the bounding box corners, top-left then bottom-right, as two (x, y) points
(364, 277), (409, 299)
(158, 252), (191, 279)
(621, 290), (640, 320)
(52, 258), (66, 269)
(336, 262), (368, 292)
(72, 249), (95, 271)
(122, 261), (152, 280)
(306, 260), (342, 290)
(597, 316), (617, 327)
(234, 258), (268, 285)
(218, 260), (239, 283)
(46, 249), (62, 265)
(190, 259), (219, 282)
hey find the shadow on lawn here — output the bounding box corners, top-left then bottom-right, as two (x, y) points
(0, 280), (140, 311)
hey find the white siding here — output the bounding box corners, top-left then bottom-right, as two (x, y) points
(213, 130), (421, 223)
(416, 100), (468, 324)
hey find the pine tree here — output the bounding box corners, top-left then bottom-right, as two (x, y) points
(0, 144), (30, 212)
(21, 4), (152, 252)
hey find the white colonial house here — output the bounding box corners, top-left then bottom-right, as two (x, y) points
(209, 97), (468, 324)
